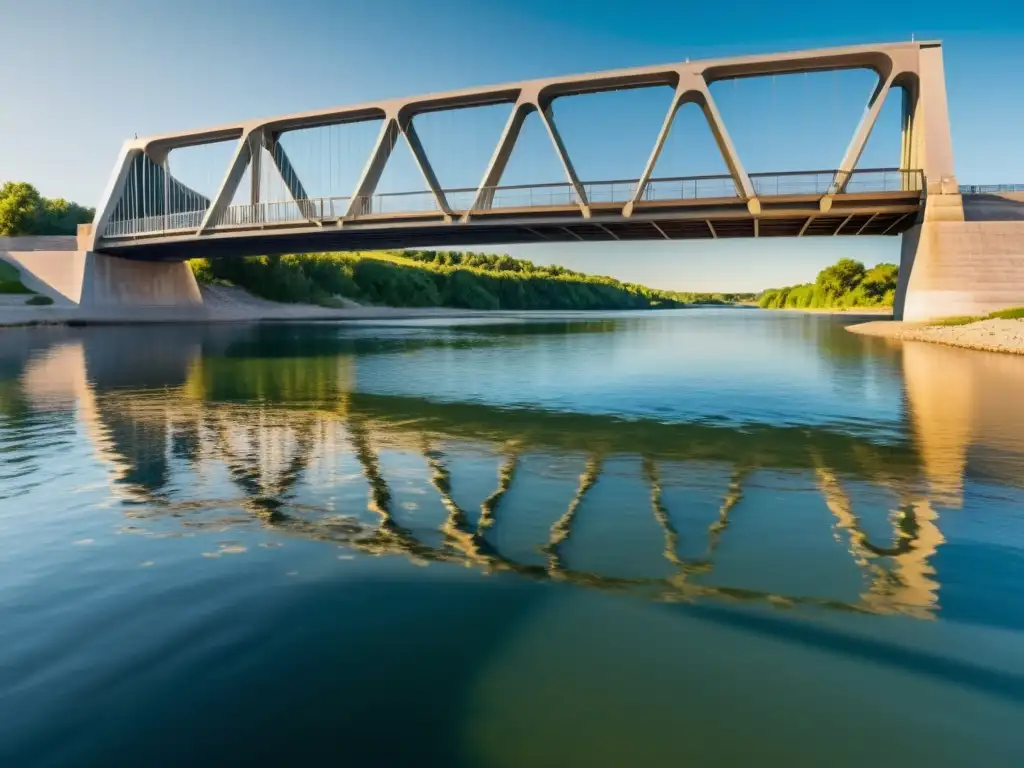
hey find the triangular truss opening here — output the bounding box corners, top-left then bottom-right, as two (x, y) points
(369, 127), (439, 215)
(484, 108), (578, 209)
(275, 119), (387, 202)
(548, 86), (677, 203)
(165, 141), (237, 211)
(411, 103), (514, 210)
(709, 68), (884, 177)
(647, 101), (737, 200)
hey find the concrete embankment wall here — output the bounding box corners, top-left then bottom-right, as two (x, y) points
(0, 237), (201, 308)
(897, 221), (1024, 321)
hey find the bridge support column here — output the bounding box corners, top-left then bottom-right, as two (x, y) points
(896, 216), (1024, 321)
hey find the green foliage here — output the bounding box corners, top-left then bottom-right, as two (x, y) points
(931, 315), (981, 326)
(989, 307), (1024, 320)
(25, 295), (53, 306)
(34, 197), (95, 235)
(0, 182), (42, 236)
(0, 181), (94, 236)
(189, 250), (749, 312)
(0, 260), (31, 294)
(929, 307), (1024, 325)
(759, 259), (898, 310)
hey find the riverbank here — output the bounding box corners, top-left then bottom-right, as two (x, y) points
(0, 284), (756, 328)
(0, 285), (505, 327)
(848, 317), (1024, 355)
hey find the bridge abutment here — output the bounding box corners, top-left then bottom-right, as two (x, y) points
(79, 252), (202, 308)
(1, 235), (202, 310)
(896, 194), (1024, 321)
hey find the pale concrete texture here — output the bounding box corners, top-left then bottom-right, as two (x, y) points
(81, 253), (202, 307)
(1, 236), (201, 308)
(1, 236), (83, 305)
(895, 221), (1024, 321)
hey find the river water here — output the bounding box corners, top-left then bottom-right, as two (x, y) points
(1, 309), (1023, 766)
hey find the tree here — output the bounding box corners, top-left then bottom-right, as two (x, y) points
(815, 256), (864, 296)
(815, 258), (866, 300)
(861, 263), (898, 301)
(0, 181), (95, 236)
(0, 181), (42, 235)
(35, 198), (95, 235)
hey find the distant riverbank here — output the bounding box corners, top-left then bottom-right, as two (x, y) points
(0, 285), (505, 327)
(0, 285), (756, 328)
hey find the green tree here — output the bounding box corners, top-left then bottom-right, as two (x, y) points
(0, 182), (42, 236)
(34, 198), (95, 235)
(760, 258), (898, 310)
(861, 263), (898, 301)
(815, 258), (866, 301)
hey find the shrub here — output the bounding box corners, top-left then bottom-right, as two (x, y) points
(25, 295), (53, 305)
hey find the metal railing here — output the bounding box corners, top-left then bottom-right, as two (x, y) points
(100, 168), (925, 240)
(347, 191), (441, 217)
(749, 168), (922, 196)
(217, 197), (351, 227)
(644, 176), (739, 200)
(959, 184), (1024, 194)
(103, 209), (207, 238)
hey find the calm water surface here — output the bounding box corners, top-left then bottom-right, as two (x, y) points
(1, 309), (1024, 766)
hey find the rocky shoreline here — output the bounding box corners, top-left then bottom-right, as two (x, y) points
(847, 318), (1024, 355)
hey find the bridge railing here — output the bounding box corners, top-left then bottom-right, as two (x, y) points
(472, 182), (581, 210)
(103, 210), (207, 238)
(959, 184), (1024, 194)
(99, 168), (924, 241)
(217, 197), (352, 227)
(749, 168), (922, 197)
(348, 191), (444, 217)
(643, 176), (739, 201)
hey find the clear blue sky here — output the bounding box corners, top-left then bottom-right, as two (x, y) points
(2, 0), (1022, 291)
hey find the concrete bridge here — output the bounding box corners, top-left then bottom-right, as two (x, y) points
(6, 39), (1024, 320)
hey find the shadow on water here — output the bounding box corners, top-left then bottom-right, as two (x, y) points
(11, 575), (552, 767)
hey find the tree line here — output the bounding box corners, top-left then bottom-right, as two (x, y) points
(0, 181), (95, 237)
(189, 250), (750, 311)
(758, 258), (898, 309)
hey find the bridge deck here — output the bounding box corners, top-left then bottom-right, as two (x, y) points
(96, 169), (922, 260)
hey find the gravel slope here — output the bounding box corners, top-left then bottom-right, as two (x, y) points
(847, 318), (1024, 355)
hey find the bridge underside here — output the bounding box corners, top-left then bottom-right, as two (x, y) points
(96, 193), (919, 261)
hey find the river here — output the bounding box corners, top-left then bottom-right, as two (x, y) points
(1, 309), (1023, 766)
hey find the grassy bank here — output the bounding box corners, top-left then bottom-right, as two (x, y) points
(0, 261), (32, 294)
(929, 307), (1024, 325)
(189, 250), (752, 311)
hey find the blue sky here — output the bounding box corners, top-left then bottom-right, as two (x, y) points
(2, 0), (1022, 290)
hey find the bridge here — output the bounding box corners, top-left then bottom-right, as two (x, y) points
(5, 39), (1024, 319)
(89, 40), (947, 259)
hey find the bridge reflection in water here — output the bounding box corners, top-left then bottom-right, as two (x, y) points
(8, 320), (1024, 623)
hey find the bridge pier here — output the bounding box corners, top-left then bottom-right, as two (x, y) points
(895, 193), (1024, 321)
